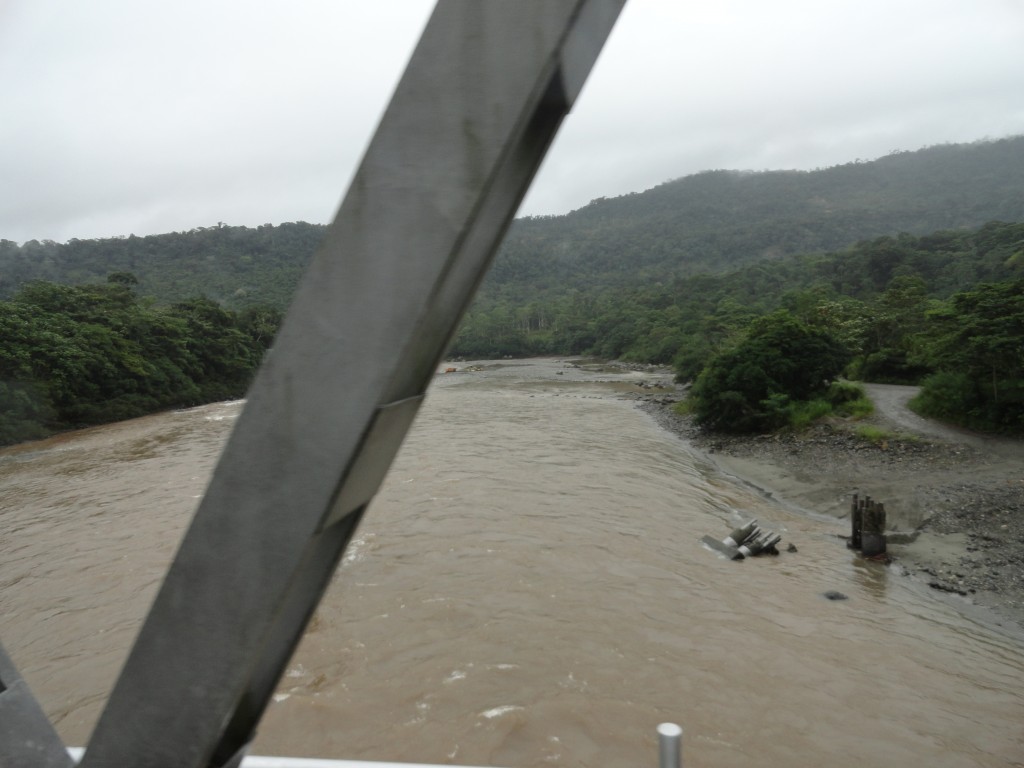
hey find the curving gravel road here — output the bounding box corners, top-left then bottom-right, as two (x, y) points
(864, 383), (1021, 459)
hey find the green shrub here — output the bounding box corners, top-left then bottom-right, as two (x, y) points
(691, 311), (850, 433)
(855, 425), (893, 444)
(673, 398), (696, 416)
(826, 380), (862, 404)
(827, 380), (874, 418)
(787, 398), (832, 429)
(910, 371), (976, 423)
(837, 397), (874, 418)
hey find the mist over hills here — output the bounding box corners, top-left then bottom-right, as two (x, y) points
(1, 135), (1022, 309)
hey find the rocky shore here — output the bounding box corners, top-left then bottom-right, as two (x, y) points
(632, 391), (1024, 634)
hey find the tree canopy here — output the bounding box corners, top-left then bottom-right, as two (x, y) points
(0, 277), (279, 445)
(911, 280), (1024, 432)
(689, 312), (851, 433)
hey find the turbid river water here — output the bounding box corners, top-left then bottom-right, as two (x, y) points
(2, 358), (1022, 766)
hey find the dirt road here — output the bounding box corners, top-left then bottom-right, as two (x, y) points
(864, 383), (1022, 460)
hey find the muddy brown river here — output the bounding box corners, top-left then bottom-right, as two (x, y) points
(2, 359), (1022, 766)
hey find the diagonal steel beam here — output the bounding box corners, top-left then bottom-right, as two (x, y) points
(78, 2), (624, 767)
(0, 641), (73, 768)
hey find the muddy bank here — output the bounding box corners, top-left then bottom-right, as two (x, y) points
(634, 395), (1024, 633)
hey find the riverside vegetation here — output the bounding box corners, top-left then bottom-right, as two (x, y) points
(0, 276), (280, 444)
(1, 137), (1022, 444)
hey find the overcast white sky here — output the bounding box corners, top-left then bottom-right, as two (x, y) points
(1, 1), (1022, 244)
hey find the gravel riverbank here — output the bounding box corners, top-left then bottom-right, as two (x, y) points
(632, 392), (1024, 634)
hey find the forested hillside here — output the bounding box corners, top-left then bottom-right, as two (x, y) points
(453, 220), (1024, 362)
(457, 216), (1024, 434)
(0, 222), (325, 309)
(2, 137), (1023, 310)
(1, 136), (1022, 442)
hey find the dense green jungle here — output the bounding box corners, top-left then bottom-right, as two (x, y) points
(1, 137), (1022, 444)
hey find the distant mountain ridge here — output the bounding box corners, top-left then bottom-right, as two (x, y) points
(2, 135), (1022, 308)
(487, 135), (1024, 300)
(0, 221), (326, 309)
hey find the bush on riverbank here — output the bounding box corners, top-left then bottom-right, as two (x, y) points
(679, 380), (872, 434)
(689, 310), (851, 433)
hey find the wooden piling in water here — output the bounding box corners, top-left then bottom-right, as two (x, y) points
(850, 494), (887, 557)
(850, 493), (862, 550)
(862, 499), (887, 557)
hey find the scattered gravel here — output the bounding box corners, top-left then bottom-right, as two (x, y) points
(916, 483), (1024, 600)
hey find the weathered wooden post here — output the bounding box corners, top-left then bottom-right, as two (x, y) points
(849, 494), (887, 556)
(849, 493), (862, 549)
(861, 500), (887, 557)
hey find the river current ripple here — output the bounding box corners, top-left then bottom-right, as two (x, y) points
(1, 358), (1022, 766)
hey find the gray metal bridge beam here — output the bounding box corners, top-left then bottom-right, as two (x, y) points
(71, 2), (624, 767)
(0, 642), (73, 768)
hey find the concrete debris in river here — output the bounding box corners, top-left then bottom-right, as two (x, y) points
(701, 518), (784, 560)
